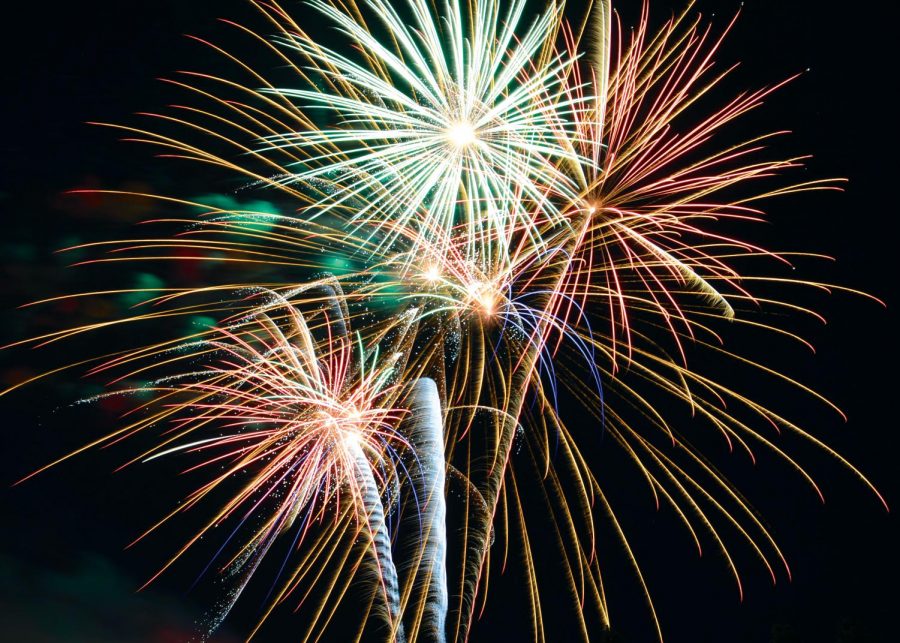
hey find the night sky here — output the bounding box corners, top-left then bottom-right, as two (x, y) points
(1, 1), (897, 642)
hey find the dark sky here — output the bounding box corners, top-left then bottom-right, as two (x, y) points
(1, 1), (897, 642)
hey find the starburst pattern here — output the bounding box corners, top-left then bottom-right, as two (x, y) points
(4, 1), (886, 641)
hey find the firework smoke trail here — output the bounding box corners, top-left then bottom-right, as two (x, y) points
(403, 378), (448, 643)
(349, 438), (407, 643)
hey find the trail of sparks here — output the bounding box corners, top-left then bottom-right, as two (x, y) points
(3, 1), (888, 641)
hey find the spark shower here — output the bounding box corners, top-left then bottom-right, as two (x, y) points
(4, 0), (886, 641)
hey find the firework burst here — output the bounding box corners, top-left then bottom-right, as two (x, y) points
(3, 1), (887, 641)
(263, 0), (586, 264)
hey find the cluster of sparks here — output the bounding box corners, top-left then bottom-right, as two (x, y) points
(5, 1), (886, 641)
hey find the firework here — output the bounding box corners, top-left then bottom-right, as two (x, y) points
(4, 0), (886, 641)
(265, 0), (585, 263)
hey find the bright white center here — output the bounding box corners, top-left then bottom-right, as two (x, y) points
(466, 281), (496, 316)
(446, 122), (476, 148)
(423, 265), (441, 282)
(341, 428), (362, 450)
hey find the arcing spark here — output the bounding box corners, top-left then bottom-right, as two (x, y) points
(134, 291), (414, 639)
(266, 0), (585, 261)
(560, 3), (840, 363)
(14, 283), (427, 639)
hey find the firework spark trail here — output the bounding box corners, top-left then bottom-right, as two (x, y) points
(3, 0), (889, 641)
(11, 282), (423, 639)
(557, 1), (839, 366)
(266, 0), (586, 263)
(452, 210), (590, 641)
